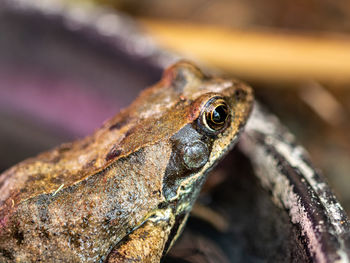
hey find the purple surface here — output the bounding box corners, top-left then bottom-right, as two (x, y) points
(0, 7), (161, 170)
(0, 67), (120, 136)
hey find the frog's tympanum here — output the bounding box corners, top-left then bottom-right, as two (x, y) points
(0, 61), (253, 262)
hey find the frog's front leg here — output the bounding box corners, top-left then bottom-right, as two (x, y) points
(106, 209), (175, 263)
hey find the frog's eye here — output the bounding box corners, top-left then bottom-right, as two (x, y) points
(200, 96), (230, 133)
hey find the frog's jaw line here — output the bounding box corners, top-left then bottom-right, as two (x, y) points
(127, 207), (174, 243)
(148, 208), (174, 224)
(168, 175), (200, 203)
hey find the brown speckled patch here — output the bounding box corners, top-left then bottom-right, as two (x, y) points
(83, 159), (97, 169)
(235, 86), (248, 101)
(106, 148), (122, 161)
(109, 115), (131, 131)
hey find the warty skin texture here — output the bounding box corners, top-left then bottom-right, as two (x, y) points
(0, 61), (253, 262)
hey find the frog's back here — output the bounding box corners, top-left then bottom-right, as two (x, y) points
(0, 62), (203, 209)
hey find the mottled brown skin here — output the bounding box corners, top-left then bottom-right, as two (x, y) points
(0, 61), (253, 262)
(106, 213), (175, 263)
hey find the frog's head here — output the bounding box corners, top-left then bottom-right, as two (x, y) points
(107, 60), (253, 217)
(155, 61), (254, 208)
(144, 61), (254, 253)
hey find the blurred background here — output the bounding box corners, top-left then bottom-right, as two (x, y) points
(0, 0), (349, 261)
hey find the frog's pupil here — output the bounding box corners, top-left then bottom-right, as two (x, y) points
(212, 105), (227, 124)
(200, 97), (230, 133)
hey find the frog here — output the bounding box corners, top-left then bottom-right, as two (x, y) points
(0, 61), (253, 263)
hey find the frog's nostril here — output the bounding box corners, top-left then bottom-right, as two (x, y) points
(234, 88), (248, 101)
(182, 141), (209, 170)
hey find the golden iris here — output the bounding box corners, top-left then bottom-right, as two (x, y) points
(202, 97), (229, 132)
